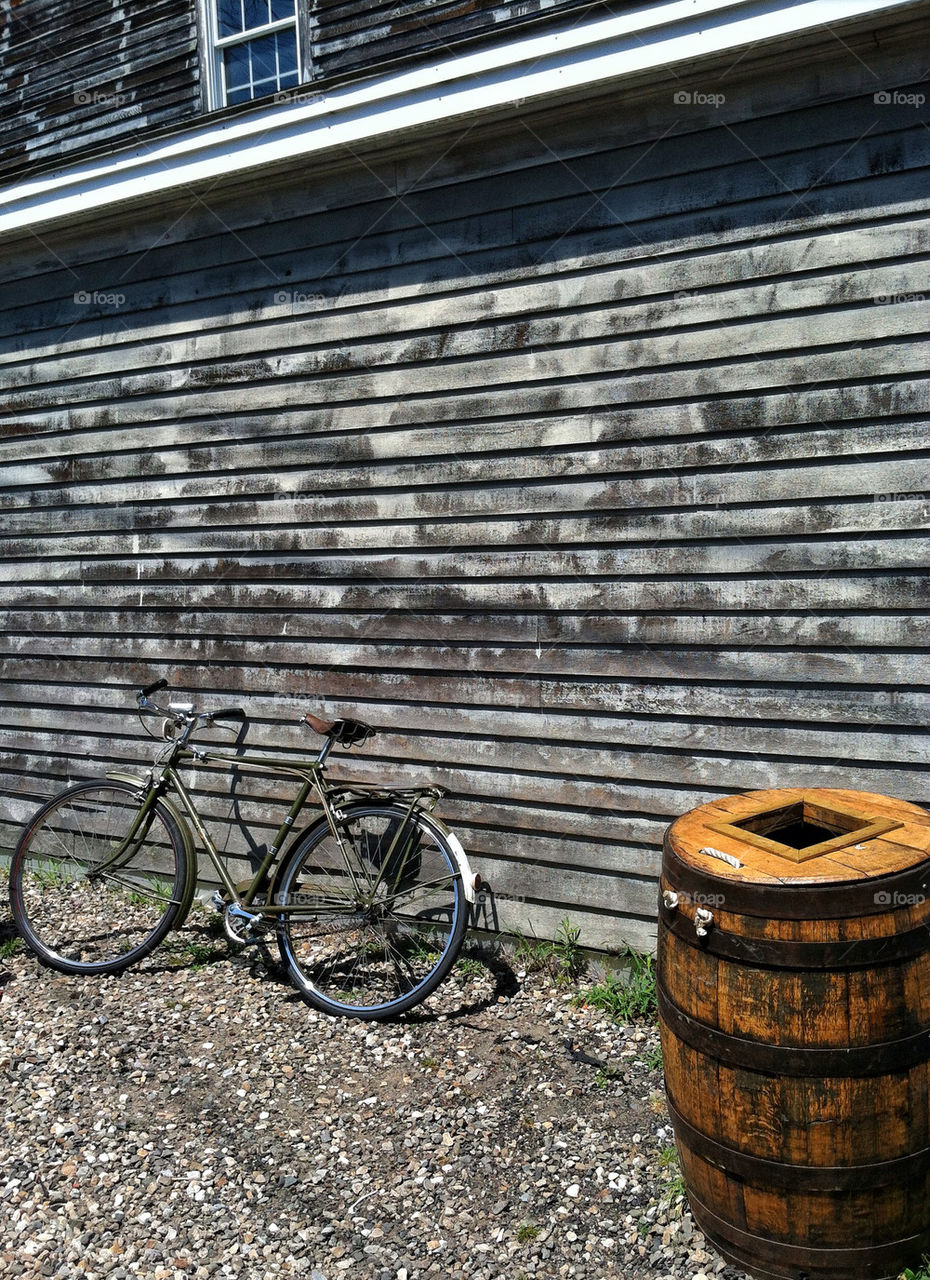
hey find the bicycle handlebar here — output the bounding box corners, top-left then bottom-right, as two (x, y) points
(137, 680), (244, 727)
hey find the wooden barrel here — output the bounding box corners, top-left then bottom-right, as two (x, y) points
(658, 787), (930, 1280)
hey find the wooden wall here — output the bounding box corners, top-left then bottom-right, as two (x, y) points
(0, 0), (610, 186)
(1, 20), (929, 952)
(0, 0), (200, 184)
(309, 0), (622, 82)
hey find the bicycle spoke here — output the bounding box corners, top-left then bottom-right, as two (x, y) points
(10, 783), (188, 973)
(277, 806), (466, 1018)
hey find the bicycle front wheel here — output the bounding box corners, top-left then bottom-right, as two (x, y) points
(9, 780), (191, 975)
(276, 804), (468, 1019)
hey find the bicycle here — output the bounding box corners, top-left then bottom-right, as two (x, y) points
(8, 679), (479, 1020)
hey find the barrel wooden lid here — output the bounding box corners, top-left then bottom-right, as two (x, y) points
(666, 787), (930, 888)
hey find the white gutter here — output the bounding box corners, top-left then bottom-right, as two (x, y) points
(0, 0), (922, 238)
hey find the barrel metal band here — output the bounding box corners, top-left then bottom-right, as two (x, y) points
(666, 1090), (930, 1191)
(659, 909), (930, 969)
(663, 832), (930, 920)
(658, 986), (930, 1077)
(687, 1186), (930, 1276)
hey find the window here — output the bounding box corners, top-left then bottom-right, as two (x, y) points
(203, 0), (301, 109)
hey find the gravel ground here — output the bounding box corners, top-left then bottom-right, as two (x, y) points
(1, 910), (752, 1280)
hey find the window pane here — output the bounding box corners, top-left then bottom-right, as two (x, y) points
(271, 0), (296, 19)
(217, 0), (242, 37)
(250, 31), (278, 81)
(223, 43), (251, 93)
(226, 84), (252, 105)
(242, 0), (269, 30)
(276, 29), (298, 75)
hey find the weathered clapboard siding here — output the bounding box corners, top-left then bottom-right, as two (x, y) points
(1, 19), (930, 952)
(0, 0), (199, 182)
(0, 0), (619, 186)
(309, 0), (619, 81)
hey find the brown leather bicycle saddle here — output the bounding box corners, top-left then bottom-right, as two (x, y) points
(304, 712), (375, 747)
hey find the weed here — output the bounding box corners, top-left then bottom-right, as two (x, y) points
(0, 937), (22, 960)
(552, 917), (585, 985)
(162, 937), (225, 969)
(399, 931), (442, 965)
(29, 860), (70, 889)
(658, 1143), (686, 1198)
(515, 1223), (539, 1244)
(511, 917), (585, 986)
(455, 956), (485, 980)
(644, 1042), (663, 1072)
(574, 947), (657, 1022)
(204, 912), (227, 939)
(512, 929), (555, 974)
(900, 1260), (930, 1280)
(128, 877), (172, 907)
(186, 941), (225, 967)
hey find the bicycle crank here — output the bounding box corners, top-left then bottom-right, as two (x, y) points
(223, 903), (268, 946)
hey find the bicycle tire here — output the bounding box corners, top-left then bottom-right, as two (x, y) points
(9, 779), (191, 975)
(275, 803), (467, 1019)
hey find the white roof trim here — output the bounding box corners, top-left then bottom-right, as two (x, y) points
(0, 0), (921, 238)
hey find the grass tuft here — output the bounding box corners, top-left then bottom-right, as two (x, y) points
(573, 947), (657, 1023)
(515, 1223), (540, 1243)
(512, 917), (586, 987)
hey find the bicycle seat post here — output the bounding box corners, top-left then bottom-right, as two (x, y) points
(316, 738), (334, 768)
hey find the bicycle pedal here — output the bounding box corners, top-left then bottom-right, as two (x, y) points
(223, 903), (267, 947)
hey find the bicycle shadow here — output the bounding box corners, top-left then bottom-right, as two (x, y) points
(265, 944), (520, 1023)
(250, 880), (523, 1022)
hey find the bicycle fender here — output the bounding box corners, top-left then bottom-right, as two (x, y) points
(104, 771), (198, 917)
(104, 769), (149, 789)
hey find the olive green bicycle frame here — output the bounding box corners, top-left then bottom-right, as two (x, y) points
(104, 742), (430, 915)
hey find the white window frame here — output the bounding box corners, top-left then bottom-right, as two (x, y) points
(200, 0), (302, 111)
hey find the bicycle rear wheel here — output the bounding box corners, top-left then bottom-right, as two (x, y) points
(9, 779), (191, 975)
(276, 803), (467, 1019)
